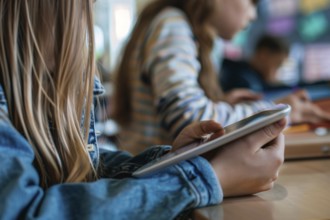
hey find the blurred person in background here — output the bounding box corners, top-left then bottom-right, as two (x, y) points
(221, 34), (290, 93)
(113, 0), (330, 155)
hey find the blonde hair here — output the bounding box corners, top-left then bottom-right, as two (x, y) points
(0, 0), (96, 188)
(112, 0), (224, 125)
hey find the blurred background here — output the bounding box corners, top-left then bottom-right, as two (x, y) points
(94, 0), (330, 85)
(93, 0), (330, 148)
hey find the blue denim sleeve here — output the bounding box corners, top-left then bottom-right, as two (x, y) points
(0, 119), (223, 220)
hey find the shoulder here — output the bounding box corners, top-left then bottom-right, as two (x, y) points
(148, 7), (192, 36)
(143, 7), (196, 54)
(0, 110), (34, 157)
(154, 7), (188, 23)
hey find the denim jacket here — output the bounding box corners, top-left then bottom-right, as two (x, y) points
(0, 79), (222, 220)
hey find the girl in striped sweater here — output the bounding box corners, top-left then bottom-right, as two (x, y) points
(113, 0), (330, 155)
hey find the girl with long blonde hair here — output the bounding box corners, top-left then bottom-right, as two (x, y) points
(0, 0), (287, 219)
(0, 0), (96, 188)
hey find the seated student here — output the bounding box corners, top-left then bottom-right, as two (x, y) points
(112, 0), (330, 155)
(221, 34), (290, 93)
(221, 34), (330, 101)
(0, 0), (286, 219)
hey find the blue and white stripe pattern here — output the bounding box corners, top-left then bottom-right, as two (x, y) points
(118, 7), (273, 155)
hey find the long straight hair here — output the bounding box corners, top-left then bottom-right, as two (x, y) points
(112, 0), (224, 125)
(0, 0), (96, 188)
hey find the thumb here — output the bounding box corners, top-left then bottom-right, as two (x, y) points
(243, 118), (287, 152)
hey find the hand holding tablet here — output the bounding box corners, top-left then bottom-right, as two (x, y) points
(133, 104), (291, 178)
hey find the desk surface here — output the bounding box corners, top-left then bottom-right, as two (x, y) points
(285, 131), (330, 159)
(194, 159), (330, 220)
(284, 98), (330, 159)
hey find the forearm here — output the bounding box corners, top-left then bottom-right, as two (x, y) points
(0, 155), (222, 219)
(156, 77), (274, 137)
(0, 122), (222, 219)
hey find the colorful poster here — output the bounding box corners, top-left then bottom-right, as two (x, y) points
(229, 0), (330, 85)
(268, 0), (298, 17)
(267, 17), (296, 35)
(299, 12), (328, 41)
(300, 0), (330, 14)
(303, 44), (330, 82)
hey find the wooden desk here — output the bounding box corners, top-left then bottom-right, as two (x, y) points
(285, 131), (330, 159)
(284, 98), (330, 159)
(194, 159), (330, 220)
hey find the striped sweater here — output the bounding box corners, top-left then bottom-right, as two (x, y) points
(118, 7), (273, 155)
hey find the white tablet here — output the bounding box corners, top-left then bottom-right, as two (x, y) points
(132, 104), (291, 177)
